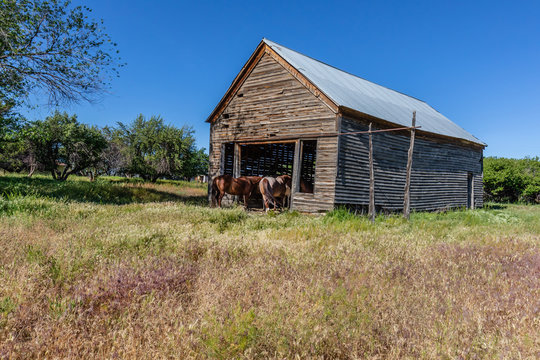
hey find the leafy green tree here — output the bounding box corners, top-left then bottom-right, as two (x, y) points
(118, 115), (201, 182)
(27, 111), (107, 180)
(0, 0), (122, 167)
(95, 126), (129, 176)
(183, 148), (209, 179)
(0, 0), (122, 109)
(483, 156), (540, 203)
(0, 131), (26, 173)
(0, 103), (26, 172)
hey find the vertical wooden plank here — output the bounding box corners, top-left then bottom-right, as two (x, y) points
(403, 111), (416, 219)
(233, 143), (240, 204)
(291, 139), (301, 210)
(233, 143), (240, 178)
(369, 123), (375, 223)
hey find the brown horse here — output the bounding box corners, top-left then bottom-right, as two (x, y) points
(211, 175), (262, 208)
(259, 175), (292, 212)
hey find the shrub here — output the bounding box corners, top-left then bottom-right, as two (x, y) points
(483, 156), (540, 203)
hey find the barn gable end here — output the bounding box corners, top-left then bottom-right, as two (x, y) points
(209, 52), (339, 211)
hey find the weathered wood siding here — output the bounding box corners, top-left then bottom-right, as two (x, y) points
(335, 117), (483, 211)
(209, 53), (338, 211)
(292, 136), (339, 212)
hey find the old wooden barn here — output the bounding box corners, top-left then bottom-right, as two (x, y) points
(207, 39), (486, 213)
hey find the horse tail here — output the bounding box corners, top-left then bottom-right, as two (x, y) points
(261, 178), (277, 210)
(211, 177), (220, 207)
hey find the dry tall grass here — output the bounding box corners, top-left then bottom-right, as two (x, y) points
(0, 175), (538, 358)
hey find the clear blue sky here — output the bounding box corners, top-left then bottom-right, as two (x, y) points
(24, 0), (540, 158)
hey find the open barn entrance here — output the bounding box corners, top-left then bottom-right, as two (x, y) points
(219, 140), (317, 209)
(240, 142), (295, 177)
(239, 142), (295, 209)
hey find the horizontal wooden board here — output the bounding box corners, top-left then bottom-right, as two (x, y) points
(335, 117), (484, 211)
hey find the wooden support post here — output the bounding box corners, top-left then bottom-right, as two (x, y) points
(403, 111), (416, 219)
(233, 143), (241, 203)
(233, 143), (240, 178)
(290, 139), (301, 210)
(368, 123), (375, 223)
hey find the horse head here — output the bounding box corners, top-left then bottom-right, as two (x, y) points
(278, 174), (292, 188)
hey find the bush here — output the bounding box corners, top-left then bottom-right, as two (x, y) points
(483, 157), (540, 203)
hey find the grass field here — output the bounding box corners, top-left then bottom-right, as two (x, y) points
(0, 174), (539, 358)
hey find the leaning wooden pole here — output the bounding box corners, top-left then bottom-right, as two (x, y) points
(368, 122), (375, 223)
(403, 111), (416, 219)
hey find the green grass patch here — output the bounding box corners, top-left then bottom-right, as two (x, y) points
(0, 173), (539, 358)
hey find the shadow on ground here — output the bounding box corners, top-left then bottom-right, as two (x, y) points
(483, 203), (508, 210)
(0, 176), (208, 206)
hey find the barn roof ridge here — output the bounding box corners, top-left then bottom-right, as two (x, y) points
(262, 38), (485, 146)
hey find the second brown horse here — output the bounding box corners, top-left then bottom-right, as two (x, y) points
(259, 175), (292, 212)
(211, 175), (262, 208)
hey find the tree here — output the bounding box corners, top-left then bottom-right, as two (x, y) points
(0, 103), (26, 172)
(118, 115), (200, 182)
(0, 132), (26, 173)
(183, 148), (209, 179)
(94, 125), (129, 176)
(27, 111), (107, 180)
(483, 156), (540, 203)
(0, 0), (122, 109)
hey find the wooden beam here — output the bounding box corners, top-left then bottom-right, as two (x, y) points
(403, 111), (416, 220)
(236, 139), (297, 145)
(233, 143), (240, 178)
(228, 126), (421, 144)
(291, 139), (301, 210)
(233, 143), (241, 204)
(340, 106), (485, 150)
(369, 122), (375, 223)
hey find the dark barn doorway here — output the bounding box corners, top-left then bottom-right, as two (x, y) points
(220, 141), (317, 209)
(240, 142), (295, 177)
(239, 142), (295, 209)
(298, 140), (316, 193)
(467, 172), (473, 209)
(222, 142), (235, 175)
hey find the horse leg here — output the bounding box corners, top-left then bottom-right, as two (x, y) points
(243, 194), (249, 210)
(211, 182), (218, 207)
(218, 192), (224, 208)
(262, 194), (269, 213)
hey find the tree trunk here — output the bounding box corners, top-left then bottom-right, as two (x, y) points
(28, 165), (36, 177)
(60, 165), (69, 180)
(59, 169), (73, 181)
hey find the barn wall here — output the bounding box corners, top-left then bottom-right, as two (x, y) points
(335, 117), (484, 211)
(209, 53), (338, 211)
(293, 136), (339, 212)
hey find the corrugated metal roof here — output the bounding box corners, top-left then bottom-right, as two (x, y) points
(263, 39), (485, 146)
